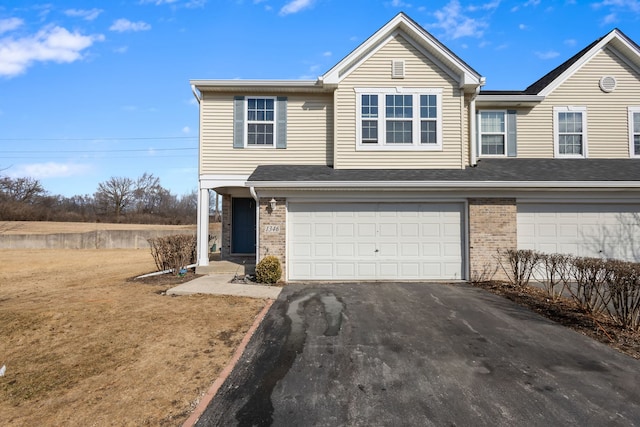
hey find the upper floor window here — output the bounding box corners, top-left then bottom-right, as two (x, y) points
(554, 106), (587, 158)
(479, 111), (506, 156)
(629, 107), (640, 157)
(355, 88), (442, 151)
(247, 98), (275, 146)
(233, 96), (287, 149)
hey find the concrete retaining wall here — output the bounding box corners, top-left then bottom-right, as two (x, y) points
(0, 229), (198, 250)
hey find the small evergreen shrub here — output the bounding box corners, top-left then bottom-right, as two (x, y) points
(255, 255), (282, 284)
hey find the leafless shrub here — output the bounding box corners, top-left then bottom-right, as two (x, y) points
(570, 257), (609, 315)
(498, 249), (541, 288)
(470, 262), (498, 284)
(537, 253), (574, 302)
(602, 260), (640, 331)
(148, 234), (197, 275)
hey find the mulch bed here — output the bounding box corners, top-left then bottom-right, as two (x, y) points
(472, 281), (640, 360)
(127, 270), (203, 286)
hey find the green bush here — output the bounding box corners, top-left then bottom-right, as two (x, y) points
(255, 255), (282, 284)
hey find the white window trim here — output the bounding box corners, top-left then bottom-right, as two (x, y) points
(478, 110), (507, 157)
(355, 87), (443, 151)
(245, 96), (277, 148)
(628, 106), (640, 158)
(553, 106), (588, 158)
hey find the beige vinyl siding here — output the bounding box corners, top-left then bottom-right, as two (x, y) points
(199, 93), (333, 175)
(334, 34), (466, 169)
(516, 48), (640, 158)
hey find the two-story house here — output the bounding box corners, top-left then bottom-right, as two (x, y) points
(191, 13), (640, 282)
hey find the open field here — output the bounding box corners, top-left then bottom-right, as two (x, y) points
(0, 248), (265, 426)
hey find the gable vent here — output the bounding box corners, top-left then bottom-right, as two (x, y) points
(599, 75), (617, 93)
(392, 59), (405, 79)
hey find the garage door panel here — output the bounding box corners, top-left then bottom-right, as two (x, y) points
(422, 224), (441, 236)
(336, 243), (355, 257)
(379, 223), (397, 237)
(288, 202), (464, 280)
(518, 203), (640, 262)
(358, 223), (376, 237)
(336, 223), (354, 236)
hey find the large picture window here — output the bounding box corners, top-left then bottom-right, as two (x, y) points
(554, 106), (587, 158)
(356, 88), (442, 150)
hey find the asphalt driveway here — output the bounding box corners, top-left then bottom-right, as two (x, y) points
(196, 282), (640, 426)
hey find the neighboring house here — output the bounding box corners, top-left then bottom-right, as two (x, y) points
(190, 12), (640, 282)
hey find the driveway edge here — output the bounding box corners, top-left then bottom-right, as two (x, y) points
(182, 299), (274, 427)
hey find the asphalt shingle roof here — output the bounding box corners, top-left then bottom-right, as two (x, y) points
(248, 159), (640, 183)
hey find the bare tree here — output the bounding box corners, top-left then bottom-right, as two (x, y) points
(0, 176), (45, 203)
(94, 177), (135, 221)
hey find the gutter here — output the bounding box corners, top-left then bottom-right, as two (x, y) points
(191, 85), (201, 103)
(470, 86), (480, 167)
(249, 186), (260, 266)
(247, 180), (640, 189)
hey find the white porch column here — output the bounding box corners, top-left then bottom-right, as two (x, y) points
(197, 186), (210, 266)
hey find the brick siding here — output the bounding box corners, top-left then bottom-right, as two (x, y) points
(258, 197), (287, 278)
(468, 198), (517, 282)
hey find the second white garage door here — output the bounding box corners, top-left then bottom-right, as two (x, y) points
(518, 203), (640, 262)
(288, 202), (464, 281)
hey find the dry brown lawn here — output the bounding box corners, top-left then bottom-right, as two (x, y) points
(0, 248), (265, 426)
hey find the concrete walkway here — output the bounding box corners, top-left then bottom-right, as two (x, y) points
(166, 274), (282, 299)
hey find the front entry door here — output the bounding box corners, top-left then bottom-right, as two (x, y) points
(232, 198), (256, 254)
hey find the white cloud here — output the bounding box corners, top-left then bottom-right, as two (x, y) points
(390, 0), (412, 7)
(603, 12), (618, 23)
(0, 26), (104, 78)
(109, 19), (152, 32)
(140, 0), (206, 7)
(280, 0), (314, 15)
(467, 1), (501, 12)
(518, 23), (527, 30)
(322, 51), (332, 57)
(564, 38), (577, 47)
(182, 126), (191, 133)
(140, 0), (180, 4)
(592, 0), (640, 12)
(428, 0), (487, 39)
(9, 162), (92, 179)
(535, 50), (560, 60)
(0, 18), (24, 34)
(64, 8), (103, 21)
(113, 46), (129, 54)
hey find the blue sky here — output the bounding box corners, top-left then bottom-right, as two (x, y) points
(2, 0), (640, 198)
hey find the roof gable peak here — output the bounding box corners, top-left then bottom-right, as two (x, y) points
(320, 12), (484, 92)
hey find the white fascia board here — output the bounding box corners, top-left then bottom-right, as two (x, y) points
(247, 180), (640, 189)
(200, 174), (250, 189)
(476, 94), (545, 107)
(537, 30), (633, 97)
(190, 80), (334, 93)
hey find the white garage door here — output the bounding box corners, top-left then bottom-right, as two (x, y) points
(288, 202), (464, 281)
(518, 203), (640, 261)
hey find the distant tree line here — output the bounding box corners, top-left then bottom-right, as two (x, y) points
(0, 173), (199, 224)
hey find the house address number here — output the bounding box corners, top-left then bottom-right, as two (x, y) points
(265, 225), (281, 233)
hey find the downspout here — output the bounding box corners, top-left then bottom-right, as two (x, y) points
(249, 186), (260, 266)
(470, 86), (479, 167)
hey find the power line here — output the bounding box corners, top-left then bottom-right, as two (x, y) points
(0, 136), (197, 141)
(3, 147), (198, 154)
